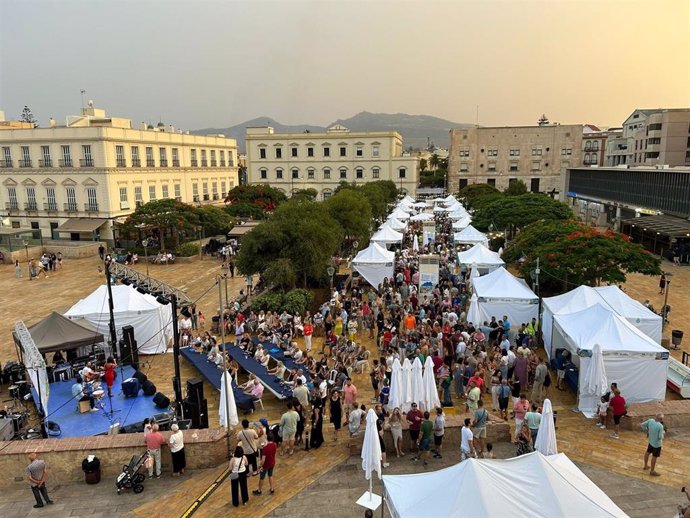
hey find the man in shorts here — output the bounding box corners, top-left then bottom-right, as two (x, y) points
(460, 418), (475, 461)
(641, 413), (665, 476)
(556, 350), (571, 390)
(432, 407), (446, 459)
(472, 399), (489, 457)
(406, 403), (423, 454)
(253, 431), (277, 495)
(279, 402), (299, 455)
(497, 379), (511, 421)
(413, 411), (433, 466)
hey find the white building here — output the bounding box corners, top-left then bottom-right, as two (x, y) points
(245, 125), (419, 199)
(0, 106), (238, 243)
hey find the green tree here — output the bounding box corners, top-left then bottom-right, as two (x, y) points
(457, 183), (500, 210)
(224, 202), (266, 220)
(429, 153), (440, 170)
(264, 258), (297, 290)
(225, 184), (287, 212)
(324, 189), (372, 253)
(292, 188), (318, 200)
(20, 105), (38, 127)
(419, 158), (428, 173)
(504, 179), (528, 196)
(121, 199), (200, 250)
(471, 193), (572, 232)
(196, 205), (234, 236)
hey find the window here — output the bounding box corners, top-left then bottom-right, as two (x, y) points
(531, 147), (542, 157)
(20, 146), (31, 167)
(307, 147), (314, 157)
(201, 149), (207, 166)
(307, 168), (315, 179)
(509, 148), (520, 157)
(259, 148), (266, 159)
(339, 167), (347, 179)
(356, 146), (363, 157)
(228, 152), (234, 167)
(162, 184), (169, 198)
(356, 167), (364, 179)
(219, 150), (225, 166)
(560, 147), (572, 156)
(191, 184), (198, 197)
(372, 167), (380, 179)
(210, 150), (216, 166)
(530, 178), (540, 193)
(7, 187), (18, 208)
(459, 163), (468, 172)
(26, 186), (37, 209)
(487, 178), (496, 187)
(686, 151), (690, 162)
(40, 145), (51, 167)
(585, 141), (592, 151)
(322, 190), (332, 200)
(119, 187), (128, 202)
(191, 149), (198, 166)
(60, 145), (72, 166)
(275, 147), (282, 159)
(174, 184), (181, 200)
(531, 161), (541, 171)
(592, 141), (599, 151)
(372, 145), (380, 158)
(146, 147), (155, 167)
(221, 181), (226, 194)
(509, 162), (518, 172)
(159, 147), (167, 166)
(66, 187), (77, 209)
(459, 149), (470, 158)
(116, 145), (126, 166)
(212, 182), (218, 198)
(291, 147), (298, 158)
(81, 145), (93, 166)
(324, 168), (332, 179)
(647, 137), (661, 145)
(292, 168), (299, 179)
(149, 185), (156, 201)
(323, 146), (330, 158)
(172, 148), (180, 166)
(487, 163), (496, 172)
(339, 146), (346, 157)
(202, 182), (209, 197)
(398, 168), (406, 178)
(260, 168), (268, 179)
(86, 187), (97, 209)
(2, 146), (12, 166)
(487, 149), (498, 157)
(648, 123), (662, 131)
(276, 168), (283, 179)
(459, 179), (469, 189)
(131, 146), (140, 166)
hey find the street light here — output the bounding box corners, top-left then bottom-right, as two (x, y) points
(327, 265), (335, 291)
(662, 271), (672, 330)
(23, 239), (29, 261)
(142, 239), (149, 278)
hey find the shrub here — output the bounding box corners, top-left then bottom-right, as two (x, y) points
(176, 242), (200, 257)
(251, 289), (313, 314)
(251, 292), (284, 313)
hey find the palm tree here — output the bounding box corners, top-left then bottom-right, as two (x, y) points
(429, 153), (440, 171)
(419, 158), (428, 173)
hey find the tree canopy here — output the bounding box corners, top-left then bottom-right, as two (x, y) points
(224, 184), (287, 213)
(324, 189), (372, 253)
(504, 179), (528, 196)
(196, 205), (235, 236)
(121, 199), (200, 250)
(471, 193), (572, 231)
(457, 183), (500, 210)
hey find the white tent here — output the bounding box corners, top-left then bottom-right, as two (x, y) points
(389, 208), (411, 220)
(542, 285), (663, 358)
(412, 201), (430, 208)
(65, 285), (172, 354)
(457, 243), (505, 274)
(451, 215), (472, 229)
(449, 210), (469, 221)
(454, 224), (488, 246)
(383, 451), (629, 518)
(552, 303), (668, 410)
(470, 267), (539, 325)
(352, 243), (395, 289)
(371, 226), (404, 246)
(410, 212), (434, 222)
(383, 218), (406, 231)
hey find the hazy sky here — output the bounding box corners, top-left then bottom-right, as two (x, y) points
(1, 0), (689, 130)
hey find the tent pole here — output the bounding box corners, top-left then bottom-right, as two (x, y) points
(104, 261), (118, 356)
(369, 478), (373, 500)
(171, 295), (183, 418)
(218, 277), (233, 459)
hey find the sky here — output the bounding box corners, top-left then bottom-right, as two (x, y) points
(1, 0), (689, 130)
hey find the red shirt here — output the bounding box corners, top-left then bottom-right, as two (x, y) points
(432, 355), (443, 373)
(261, 442), (277, 469)
(145, 431), (166, 450)
(469, 375), (484, 390)
(406, 409), (423, 430)
(303, 324), (313, 336)
(610, 395), (627, 416)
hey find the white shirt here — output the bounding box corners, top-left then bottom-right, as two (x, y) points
(461, 426), (474, 452)
(507, 349), (516, 367)
(456, 341), (467, 356)
(500, 338), (510, 351)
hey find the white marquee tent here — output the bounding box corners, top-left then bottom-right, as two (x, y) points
(382, 218), (406, 232)
(390, 207), (412, 220)
(542, 285), (662, 358)
(454, 224), (488, 246)
(469, 267), (539, 324)
(382, 452), (629, 518)
(410, 212), (434, 222)
(451, 215), (472, 229)
(352, 242), (396, 289)
(371, 225), (404, 246)
(457, 243), (505, 274)
(552, 303), (668, 411)
(65, 285), (172, 354)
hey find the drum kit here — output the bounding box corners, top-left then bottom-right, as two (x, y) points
(3, 380), (33, 440)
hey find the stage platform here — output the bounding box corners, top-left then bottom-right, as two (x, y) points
(31, 365), (163, 438)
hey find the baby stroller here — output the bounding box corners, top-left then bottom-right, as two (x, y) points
(115, 451), (149, 494)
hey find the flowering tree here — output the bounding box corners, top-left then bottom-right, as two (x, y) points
(224, 185), (287, 215)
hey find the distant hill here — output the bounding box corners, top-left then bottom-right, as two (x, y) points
(193, 111), (472, 152)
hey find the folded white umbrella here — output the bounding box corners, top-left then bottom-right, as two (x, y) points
(411, 357), (424, 406)
(361, 408), (382, 482)
(402, 358), (413, 412)
(412, 234), (419, 252)
(422, 356), (441, 412)
(219, 371), (239, 428)
(534, 399), (558, 456)
(388, 358), (404, 410)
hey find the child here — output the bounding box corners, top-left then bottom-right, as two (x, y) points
(198, 311), (206, 329)
(484, 443), (495, 459)
(596, 395), (609, 429)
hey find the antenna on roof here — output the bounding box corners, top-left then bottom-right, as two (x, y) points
(80, 89), (86, 111)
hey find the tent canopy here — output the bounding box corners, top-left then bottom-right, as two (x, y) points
(472, 267), (537, 302)
(352, 243), (395, 289)
(383, 218), (406, 231)
(57, 218), (108, 233)
(457, 244), (505, 270)
(371, 225), (403, 245)
(389, 208), (411, 220)
(18, 311), (104, 354)
(454, 224), (488, 245)
(383, 452), (628, 518)
(353, 242), (395, 264)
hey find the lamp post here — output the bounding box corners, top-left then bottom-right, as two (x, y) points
(217, 276), (233, 457)
(142, 239), (149, 279)
(327, 265), (335, 291)
(198, 226), (203, 261)
(662, 271), (672, 330)
(23, 240), (29, 261)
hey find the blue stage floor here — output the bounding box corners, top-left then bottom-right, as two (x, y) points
(33, 365), (161, 438)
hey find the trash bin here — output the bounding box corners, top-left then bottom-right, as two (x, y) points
(672, 330), (684, 347)
(82, 456), (101, 485)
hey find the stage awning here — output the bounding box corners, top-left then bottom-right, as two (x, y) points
(57, 218), (108, 233)
(227, 222), (261, 238)
(622, 214), (690, 238)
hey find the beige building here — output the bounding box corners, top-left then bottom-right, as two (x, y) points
(245, 125), (419, 199)
(605, 108), (690, 167)
(0, 106), (238, 243)
(581, 125), (621, 167)
(448, 124), (583, 193)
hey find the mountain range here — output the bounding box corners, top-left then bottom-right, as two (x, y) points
(193, 111), (473, 152)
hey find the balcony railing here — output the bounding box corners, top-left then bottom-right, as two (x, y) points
(59, 159), (72, 167)
(0, 160), (12, 168)
(191, 160), (198, 167)
(210, 160), (217, 167)
(212, 193), (219, 200)
(116, 159), (127, 167)
(39, 159), (53, 167)
(64, 202), (78, 212)
(84, 203), (99, 212)
(201, 160), (208, 167)
(44, 203), (58, 212)
(203, 194), (209, 201)
(146, 159), (155, 167)
(24, 202), (38, 211)
(220, 160), (226, 167)
(19, 159), (32, 168)
(159, 159), (168, 167)
(172, 159), (180, 167)
(131, 159), (141, 167)
(80, 159), (94, 167)
(6, 201), (19, 211)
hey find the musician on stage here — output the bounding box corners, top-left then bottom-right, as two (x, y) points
(71, 376), (97, 411)
(80, 362), (101, 383)
(103, 357), (117, 397)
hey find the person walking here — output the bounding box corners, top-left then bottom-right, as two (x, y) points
(279, 402), (299, 455)
(145, 423), (166, 478)
(531, 357), (547, 403)
(229, 446), (249, 507)
(472, 399), (489, 457)
(26, 453), (54, 508)
(329, 390), (343, 441)
(237, 419), (259, 475)
(15, 259), (22, 278)
(609, 388), (627, 440)
(432, 407), (445, 459)
(169, 423), (186, 476)
(460, 418), (475, 461)
(525, 404), (542, 445)
(641, 413), (665, 476)
(253, 431), (277, 496)
(659, 274), (667, 295)
(389, 407), (405, 457)
(513, 394), (530, 442)
(98, 244), (105, 261)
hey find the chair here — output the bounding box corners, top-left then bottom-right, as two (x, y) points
(356, 350), (371, 374)
(327, 369), (338, 386)
(346, 366), (353, 378)
(254, 398), (264, 410)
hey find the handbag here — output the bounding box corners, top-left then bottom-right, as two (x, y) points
(229, 458), (240, 480)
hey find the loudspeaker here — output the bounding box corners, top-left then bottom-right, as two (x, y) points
(183, 398), (208, 429)
(122, 378), (141, 398)
(153, 392), (170, 409)
(132, 370), (148, 385)
(120, 325), (139, 370)
(154, 412), (173, 430)
(120, 423), (143, 434)
(142, 380), (157, 397)
(187, 378), (204, 406)
(176, 419), (192, 430)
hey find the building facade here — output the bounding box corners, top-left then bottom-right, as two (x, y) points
(605, 108), (690, 167)
(0, 106), (238, 243)
(245, 125), (419, 199)
(581, 125), (621, 167)
(448, 124), (584, 194)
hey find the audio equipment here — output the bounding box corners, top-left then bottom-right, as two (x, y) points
(153, 392), (171, 409)
(183, 398), (208, 429)
(120, 325), (139, 370)
(142, 380), (157, 397)
(122, 378), (141, 398)
(132, 370), (148, 385)
(186, 378), (204, 406)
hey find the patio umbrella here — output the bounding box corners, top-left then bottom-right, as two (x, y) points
(388, 358), (404, 411)
(412, 234), (419, 252)
(467, 293), (481, 325)
(219, 371), (239, 428)
(411, 357), (424, 407)
(469, 263), (480, 286)
(356, 409), (383, 510)
(401, 358), (413, 412)
(534, 399), (558, 456)
(581, 343), (608, 415)
(422, 356), (441, 412)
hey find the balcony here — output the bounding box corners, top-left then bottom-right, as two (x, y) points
(19, 159), (32, 168)
(80, 159), (94, 167)
(39, 159), (53, 168)
(131, 159), (141, 167)
(6, 201), (19, 212)
(219, 160), (226, 167)
(201, 160), (208, 167)
(84, 202), (99, 212)
(116, 159), (127, 167)
(210, 160), (217, 167)
(203, 194), (210, 201)
(64, 202), (78, 212)
(59, 159), (73, 167)
(146, 159), (155, 167)
(24, 202), (38, 211)
(44, 203), (58, 212)
(191, 159), (198, 167)
(172, 159), (180, 167)
(212, 193), (219, 200)
(0, 160), (12, 168)
(159, 159), (168, 167)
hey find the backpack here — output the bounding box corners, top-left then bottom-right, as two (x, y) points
(543, 372), (552, 388)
